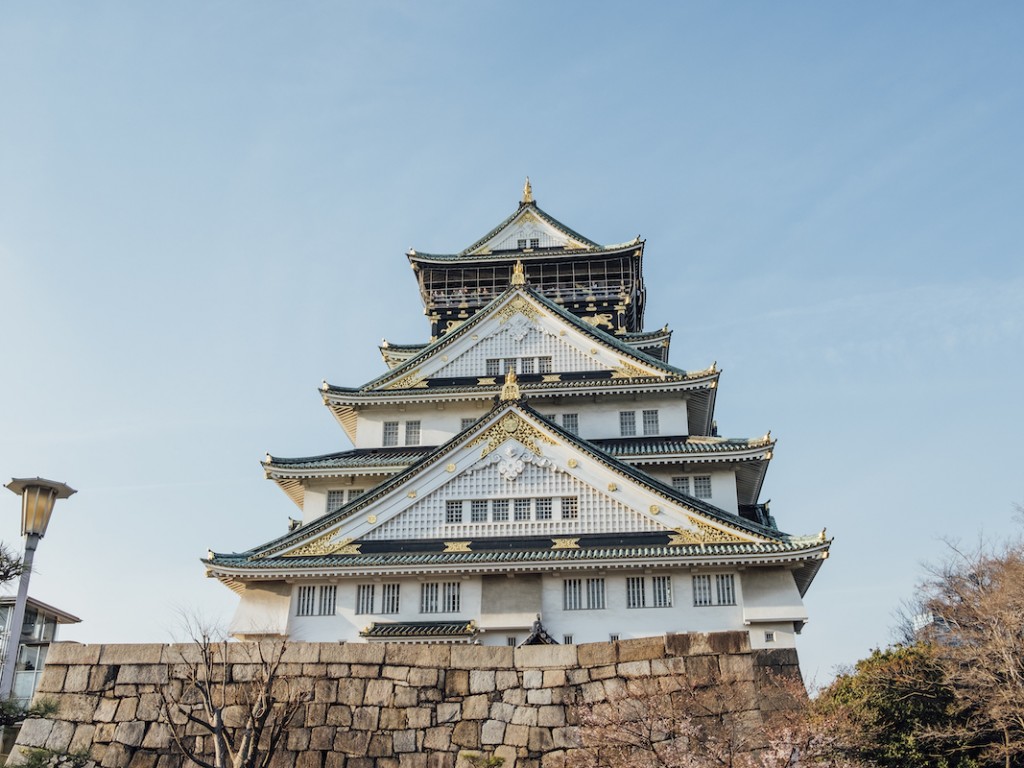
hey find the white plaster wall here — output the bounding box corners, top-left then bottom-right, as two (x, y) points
(229, 582), (292, 637)
(354, 405), (490, 449)
(646, 468), (740, 515)
(575, 397), (689, 440)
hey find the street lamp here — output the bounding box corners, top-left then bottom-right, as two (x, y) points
(0, 478), (75, 701)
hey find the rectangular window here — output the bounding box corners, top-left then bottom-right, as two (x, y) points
(642, 409), (660, 436)
(504, 358), (517, 375)
(561, 497), (579, 520)
(538, 356), (552, 374)
(764, 631), (776, 643)
(348, 489), (364, 501)
(381, 583), (400, 614)
(619, 411), (636, 437)
(446, 500), (463, 524)
(609, 634), (620, 642)
(297, 585), (316, 616)
(671, 477), (690, 494)
(420, 583), (439, 614)
(517, 238), (527, 249)
(355, 584), (374, 615)
(563, 634), (574, 645)
(563, 578), (583, 611)
(405, 420), (421, 446)
(652, 576), (673, 608)
(561, 413), (579, 434)
(716, 574), (736, 605)
(382, 421), (399, 447)
(529, 238), (540, 249)
(626, 576), (646, 609)
(535, 498), (552, 520)
(319, 585), (337, 616)
(442, 582), (461, 613)
(506, 636), (517, 647)
(492, 499), (509, 522)
(693, 476), (713, 499)
(587, 578), (606, 610)
(693, 574), (713, 607)
(520, 357), (535, 374)
(486, 359), (501, 377)
(471, 500), (488, 523)
(514, 498), (531, 521)
(326, 490), (347, 512)
(461, 417), (476, 431)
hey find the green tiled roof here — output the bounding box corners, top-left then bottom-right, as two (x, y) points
(266, 447), (433, 469)
(360, 621), (476, 638)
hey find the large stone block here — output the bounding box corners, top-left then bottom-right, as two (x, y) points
(306, 702), (328, 727)
(576, 641), (616, 667)
(423, 725), (454, 751)
(336, 677), (367, 706)
(495, 669), (520, 690)
(503, 723), (529, 747)
(364, 678), (395, 707)
(511, 706), (538, 726)
(480, 718), (506, 745)
(617, 660), (651, 679)
(287, 728), (311, 751)
(100, 742), (130, 768)
(296, 751), (324, 768)
(383, 665), (411, 682)
(126, 750), (157, 768)
(42, 719), (75, 752)
(140, 722), (170, 750)
(616, 636), (665, 662)
(708, 631), (751, 655)
(526, 688), (551, 705)
(537, 706), (565, 727)
(461, 695), (489, 720)
(61, 665), (91, 693)
(521, 669), (543, 689)
(393, 729), (419, 753)
(47, 642), (102, 666)
(113, 697), (138, 722)
(514, 645), (577, 669)
(324, 752), (348, 768)
(327, 704), (354, 727)
(314, 678), (338, 702)
(60, 693), (102, 722)
(69, 723), (96, 754)
(451, 720), (480, 749)
(407, 706), (432, 729)
(685, 654), (721, 685)
(112, 721), (146, 747)
(380, 707), (409, 730)
(335, 730), (371, 755)
(327, 643), (385, 665)
(720, 653), (756, 683)
(408, 666), (439, 687)
(35, 665), (67, 693)
(528, 726), (554, 753)
(385, 643), (450, 669)
(450, 645), (513, 670)
(352, 706), (380, 731)
(444, 669), (470, 697)
(469, 669), (496, 693)
(436, 702), (461, 724)
(310, 725), (337, 750)
(99, 644), (165, 665)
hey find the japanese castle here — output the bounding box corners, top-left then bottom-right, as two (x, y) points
(205, 181), (830, 649)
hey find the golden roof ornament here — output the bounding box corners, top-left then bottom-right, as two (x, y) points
(511, 260), (526, 286)
(500, 368), (521, 401)
(522, 177), (533, 205)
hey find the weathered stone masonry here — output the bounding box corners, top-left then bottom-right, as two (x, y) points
(12, 632), (801, 768)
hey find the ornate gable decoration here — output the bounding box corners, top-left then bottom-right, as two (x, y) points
(469, 412), (556, 458)
(468, 208), (589, 255)
(668, 519), (747, 546)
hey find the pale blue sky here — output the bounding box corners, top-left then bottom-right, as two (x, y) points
(1, 3), (1021, 682)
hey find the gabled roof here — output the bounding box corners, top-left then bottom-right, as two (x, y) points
(208, 400), (829, 587)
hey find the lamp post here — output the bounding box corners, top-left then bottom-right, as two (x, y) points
(1, 478), (75, 701)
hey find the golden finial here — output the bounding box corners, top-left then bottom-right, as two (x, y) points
(511, 260), (526, 286)
(500, 367), (521, 401)
(522, 177), (533, 204)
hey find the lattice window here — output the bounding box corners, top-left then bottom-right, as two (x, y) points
(492, 498), (509, 522)
(652, 576), (672, 608)
(443, 582), (461, 613)
(514, 498), (531, 521)
(382, 422), (399, 447)
(693, 575), (712, 607)
(671, 477), (690, 494)
(486, 359), (501, 377)
(349, 489), (364, 501)
(420, 583), (439, 613)
(538, 356), (552, 373)
(405, 421), (421, 446)
(431, 323), (594, 379)
(382, 583), (401, 614)
(470, 499), (488, 523)
(562, 413), (579, 434)
(619, 411), (636, 436)
(642, 409), (660, 436)
(355, 584), (374, 615)
(626, 576), (646, 609)
(694, 476), (712, 499)
(535, 498), (552, 520)
(461, 417), (477, 431)
(716, 574), (736, 605)
(296, 585), (316, 616)
(563, 579), (583, 610)
(587, 578), (606, 610)
(319, 585), (337, 615)
(561, 497), (579, 520)
(521, 357), (535, 374)
(327, 490), (347, 513)
(446, 500), (463, 524)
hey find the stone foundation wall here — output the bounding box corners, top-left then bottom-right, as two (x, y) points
(12, 633), (800, 768)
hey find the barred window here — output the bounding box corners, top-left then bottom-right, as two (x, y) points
(355, 584), (374, 615)
(471, 500), (488, 523)
(642, 409), (660, 436)
(693, 574), (713, 607)
(693, 475), (712, 499)
(514, 498), (531, 521)
(420, 583), (439, 613)
(652, 576), (673, 608)
(297, 585), (316, 616)
(520, 357), (535, 374)
(561, 413), (579, 434)
(506, 637), (517, 647)
(461, 417), (476, 431)
(492, 499), (509, 522)
(671, 477), (690, 494)
(535, 498), (553, 521)
(446, 500), (463, 524)
(319, 585), (337, 616)
(405, 420), (421, 446)
(327, 490), (347, 513)
(486, 359), (501, 377)
(587, 578), (606, 610)
(619, 411), (636, 436)
(716, 574), (736, 605)
(561, 497), (579, 520)
(382, 421), (399, 447)
(443, 582), (461, 613)
(626, 576), (646, 609)
(538, 356), (552, 374)
(563, 579), (583, 611)
(563, 634), (574, 645)
(381, 583), (400, 614)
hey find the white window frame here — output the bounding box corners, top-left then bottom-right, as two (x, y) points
(382, 421), (399, 447)
(619, 411), (636, 437)
(693, 475), (713, 499)
(420, 583), (439, 614)
(405, 420), (421, 446)
(381, 583), (400, 614)
(652, 575), (673, 608)
(561, 413), (579, 434)
(561, 497), (579, 520)
(355, 584), (374, 615)
(671, 476), (690, 494)
(446, 500), (463, 524)
(626, 576), (646, 609)
(642, 409), (660, 436)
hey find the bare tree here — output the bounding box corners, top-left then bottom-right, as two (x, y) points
(159, 627), (309, 768)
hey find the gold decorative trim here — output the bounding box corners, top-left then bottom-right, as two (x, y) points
(386, 369), (426, 390)
(407, 491), (417, 499)
(468, 412), (556, 458)
(521, 177), (533, 204)
(611, 360), (652, 379)
(446, 463), (457, 473)
(500, 369), (521, 401)
(551, 538), (580, 550)
(444, 541), (472, 553)
(541, 374), (561, 383)
(607, 483), (618, 492)
(667, 520), (747, 546)
(497, 295), (538, 324)
(477, 377), (497, 386)
(367, 515), (377, 524)
(511, 260), (526, 286)
(649, 505), (661, 515)
(567, 458), (579, 469)
(284, 533), (361, 558)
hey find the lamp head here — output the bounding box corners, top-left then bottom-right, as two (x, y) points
(5, 478), (76, 538)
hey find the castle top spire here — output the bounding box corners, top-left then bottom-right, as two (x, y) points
(521, 177), (533, 205)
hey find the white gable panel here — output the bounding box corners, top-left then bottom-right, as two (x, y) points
(472, 210), (578, 254)
(361, 446), (668, 541)
(432, 319), (596, 379)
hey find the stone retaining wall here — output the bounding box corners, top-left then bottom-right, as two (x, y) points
(11, 633), (800, 768)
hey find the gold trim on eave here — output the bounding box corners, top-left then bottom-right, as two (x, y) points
(444, 541), (472, 553)
(469, 412), (556, 458)
(283, 533), (362, 558)
(551, 538), (580, 550)
(667, 520), (747, 547)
